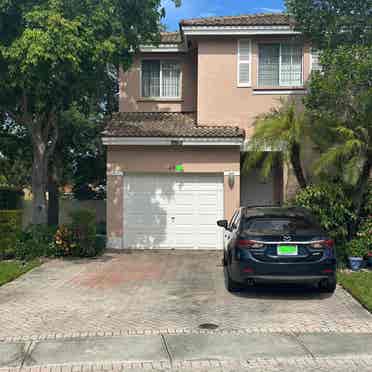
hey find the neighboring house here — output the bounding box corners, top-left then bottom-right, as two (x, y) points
(102, 13), (319, 250)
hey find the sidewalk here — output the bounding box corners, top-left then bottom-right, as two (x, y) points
(1, 331), (372, 372)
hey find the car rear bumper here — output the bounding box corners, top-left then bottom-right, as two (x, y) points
(244, 275), (329, 283)
(230, 259), (337, 284)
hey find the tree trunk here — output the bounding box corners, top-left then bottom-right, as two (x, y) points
(290, 142), (308, 189)
(31, 132), (48, 225)
(30, 114), (58, 226)
(48, 163), (59, 227)
(350, 156), (371, 236)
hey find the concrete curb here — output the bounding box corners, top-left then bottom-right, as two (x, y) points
(2, 324), (372, 344)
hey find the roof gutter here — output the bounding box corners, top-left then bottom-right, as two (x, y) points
(139, 43), (188, 53)
(102, 137), (243, 147)
(182, 25), (299, 36)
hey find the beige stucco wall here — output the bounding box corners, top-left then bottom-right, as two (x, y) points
(119, 51), (197, 113)
(106, 146), (241, 248)
(119, 37), (311, 140)
(197, 37), (311, 137)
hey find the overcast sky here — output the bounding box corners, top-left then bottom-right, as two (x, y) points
(162, 0), (286, 31)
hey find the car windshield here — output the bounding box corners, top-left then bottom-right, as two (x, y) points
(243, 216), (322, 236)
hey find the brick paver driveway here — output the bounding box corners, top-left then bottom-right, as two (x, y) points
(1, 251), (371, 339)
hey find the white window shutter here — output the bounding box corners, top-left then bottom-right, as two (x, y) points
(311, 48), (322, 72)
(238, 40), (251, 86)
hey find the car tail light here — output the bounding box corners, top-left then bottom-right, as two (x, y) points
(310, 239), (334, 249)
(238, 239), (265, 249)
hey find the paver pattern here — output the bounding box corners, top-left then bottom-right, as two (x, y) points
(0, 251), (371, 340)
(1, 358), (372, 372)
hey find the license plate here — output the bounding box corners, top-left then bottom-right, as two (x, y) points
(277, 245), (298, 256)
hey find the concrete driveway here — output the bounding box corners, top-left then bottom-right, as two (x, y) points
(1, 251), (372, 371)
(0, 251), (371, 338)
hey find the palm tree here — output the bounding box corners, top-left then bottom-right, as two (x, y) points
(306, 45), (372, 232)
(243, 99), (308, 189)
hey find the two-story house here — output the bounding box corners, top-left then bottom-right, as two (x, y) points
(102, 13), (319, 250)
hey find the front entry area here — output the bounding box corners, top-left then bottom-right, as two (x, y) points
(240, 169), (274, 207)
(123, 173), (224, 249)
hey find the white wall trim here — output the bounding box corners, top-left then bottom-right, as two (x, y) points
(223, 171), (240, 176)
(102, 137), (243, 146)
(182, 25), (299, 36)
(241, 139), (286, 152)
(140, 44), (188, 53)
(253, 89), (306, 95)
(107, 171), (124, 176)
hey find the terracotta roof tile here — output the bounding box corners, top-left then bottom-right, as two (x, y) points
(160, 32), (182, 44)
(180, 13), (293, 27)
(103, 112), (245, 138)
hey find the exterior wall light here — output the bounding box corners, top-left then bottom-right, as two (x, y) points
(228, 172), (235, 189)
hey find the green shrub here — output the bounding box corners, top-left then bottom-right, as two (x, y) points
(53, 209), (102, 258)
(293, 183), (356, 243)
(356, 218), (372, 255)
(0, 189), (22, 210)
(0, 210), (22, 259)
(345, 239), (369, 258)
(342, 217), (372, 259)
(14, 225), (57, 261)
(69, 209), (98, 257)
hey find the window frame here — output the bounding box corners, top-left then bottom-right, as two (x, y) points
(237, 39), (252, 87)
(257, 42), (304, 88)
(140, 59), (182, 100)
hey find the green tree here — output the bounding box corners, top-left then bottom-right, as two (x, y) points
(286, 0), (372, 48)
(0, 116), (32, 189)
(0, 0), (179, 225)
(243, 99), (308, 189)
(286, 0), (371, 232)
(306, 46), (372, 229)
(47, 104), (109, 226)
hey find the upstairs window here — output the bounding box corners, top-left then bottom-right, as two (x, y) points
(141, 60), (181, 98)
(258, 44), (303, 87)
(238, 39), (252, 86)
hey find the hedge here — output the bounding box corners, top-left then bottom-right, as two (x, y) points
(0, 189), (22, 210)
(0, 210), (23, 259)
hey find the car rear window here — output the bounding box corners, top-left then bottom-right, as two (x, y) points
(243, 217), (322, 236)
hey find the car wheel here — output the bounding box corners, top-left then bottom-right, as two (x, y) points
(225, 267), (244, 292)
(320, 276), (337, 293)
(222, 251), (227, 266)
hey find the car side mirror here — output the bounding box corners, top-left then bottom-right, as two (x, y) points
(217, 219), (228, 229)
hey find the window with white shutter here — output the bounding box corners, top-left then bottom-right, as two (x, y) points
(238, 40), (252, 87)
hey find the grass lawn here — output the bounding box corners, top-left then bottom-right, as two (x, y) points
(0, 259), (42, 287)
(338, 271), (372, 312)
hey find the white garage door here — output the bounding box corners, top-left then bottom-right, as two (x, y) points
(123, 174), (224, 250)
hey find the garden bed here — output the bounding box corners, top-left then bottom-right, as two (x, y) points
(0, 259), (42, 287)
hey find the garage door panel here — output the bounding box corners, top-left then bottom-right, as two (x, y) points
(124, 174), (224, 249)
(125, 234), (171, 249)
(124, 213), (167, 225)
